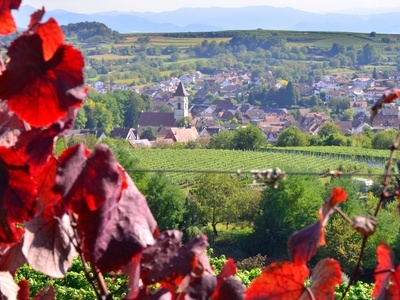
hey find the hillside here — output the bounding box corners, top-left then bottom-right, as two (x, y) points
(14, 5), (400, 34)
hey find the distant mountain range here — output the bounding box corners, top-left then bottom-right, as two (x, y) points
(13, 5), (400, 34)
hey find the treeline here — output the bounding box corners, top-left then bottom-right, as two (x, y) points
(75, 90), (152, 134)
(61, 22), (122, 44)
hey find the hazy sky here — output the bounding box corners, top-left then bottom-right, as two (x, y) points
(22, 0), (400, 14)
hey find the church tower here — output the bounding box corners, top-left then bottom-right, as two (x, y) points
(173, 81), (189, 121)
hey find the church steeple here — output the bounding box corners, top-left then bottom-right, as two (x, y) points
(173, 81), (189, 121)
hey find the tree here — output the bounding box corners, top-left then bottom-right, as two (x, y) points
(318, 122), (340, 138)
(252, 176), (324, 258)
(371, 129), (398, 149)
(276, 126), (309, 147)
(208, 130), (236, 149)
(142, 173), (186, 231)
(193, 174), (245, 236)
(140, 127), (158, 141)
(233, 125), (265, 150)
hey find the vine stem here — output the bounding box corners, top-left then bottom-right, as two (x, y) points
(340, 131), (400, 300)
(68, 212), (112, 300)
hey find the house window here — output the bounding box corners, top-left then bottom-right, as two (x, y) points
(177, 102), (181, 109)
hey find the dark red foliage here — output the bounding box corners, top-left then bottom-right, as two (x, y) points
(23, 203), (76, 278)
(288, 221), (324, 265)
(212, 258), (243, 300)
(245, 261), (309, 299)
(0, 34), (84, 127)
(17, 280), (29, 300)
(0, 0), (21, 35)
(306, 259), (341, 299)
(373, 242), (396, 299)
(141, 231), (211, 291)
(0, 147), (37, 244)
(0, 241), (26, 272)
(33, 285), (55, 300)
(57, 144), (123, 212)
(78, 175), (156, 273)
(28, 9), (64, 62)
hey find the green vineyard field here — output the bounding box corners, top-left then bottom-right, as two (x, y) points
(127, 148), (382, 184)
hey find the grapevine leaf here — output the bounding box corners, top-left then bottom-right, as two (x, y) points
(320, 187), (347, 227)
(121, 252), (141, 300)
(387, 264), (400, 299)
(28, 9), (64, 61)
(213, 276), (245, 300)
(55, 143), (90, 203)
(244, 261), (309, 299)
(184, 273), (217, 300)
(78, 175), (156, 273)
(371, 90), (400, 120)
(141, 230), (182, 285)
(0, 271), (19, 300)
(0, 34), (84, 127)
(299, 258), (341, 300)
(0, 147), (37, 244)
(28, 6), (45, 26)
(141, 232), (211, 291)
(15, 107), (78, 171)
(33, 285), (55, 300)
(129, 288), (172, 300)
(0, 241), (26, 272)
(0, 0), (21, 35)
(0, 101), (26, 148)
(17, 280), (29, 300)
(288, 221), (324, 265)
(22, 205), (77, 278)
(33, 158), (60, 213)
(57, 144), (123, 212)
(372, 242), (395, 299)
(212, 258), (241, 300)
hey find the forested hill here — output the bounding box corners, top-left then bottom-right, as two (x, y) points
(61, 22), (122, 44)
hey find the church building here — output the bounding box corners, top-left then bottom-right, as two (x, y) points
(137, 81), (191, 137)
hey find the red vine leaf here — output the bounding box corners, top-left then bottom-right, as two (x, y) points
(217, 258), (237, 282)
(244, 261), (309, 299)
(0, 147), (37, 244)
(33, 157), (60, 213)
(121, 252), (141, 300)
(17, 280), (29, 300)
(184, 273), (217, 300)
(28, 6), (45, 26)
(387, 264), (400, 299)
(213, 276), (245, 300)
(78, 175), (156, 273)
(0, 0), (21, 35)
(320, 187), (347, 227)
(33, 285), (55, 300)
(141, 231), (211, 292)
(300, 258), (341, 299)
(212, 258), (243, 300)
(372, 242), (396, 299)
(22, 204), (77, 278)
(0, 271), (19, 299)
(0, 240), (26, 272)
(28, 8), (64, 62)
(288, 221), (324, 265)
(0, 34), (84, 127)
(57, 144), (123, 213)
